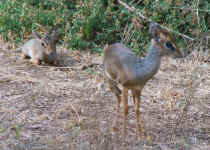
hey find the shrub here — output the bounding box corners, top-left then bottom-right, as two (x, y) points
(0, 0), (209, 53)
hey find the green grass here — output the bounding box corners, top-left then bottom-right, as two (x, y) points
(0, 0), (209, 53)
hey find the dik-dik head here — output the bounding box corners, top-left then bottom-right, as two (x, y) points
(32, 28), (60, 56)
(149, 22), (183, 57)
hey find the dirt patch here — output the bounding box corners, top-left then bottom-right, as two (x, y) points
(0, 43), (210, 150)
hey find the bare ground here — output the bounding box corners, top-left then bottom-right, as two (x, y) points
(0, 42), (210, 150)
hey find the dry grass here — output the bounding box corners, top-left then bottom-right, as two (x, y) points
(0, 41), (209, 150)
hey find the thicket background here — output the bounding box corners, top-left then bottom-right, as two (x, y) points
(0, 0), (209, 54)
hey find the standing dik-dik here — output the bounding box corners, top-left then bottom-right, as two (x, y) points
(103, 22), (183, 139)
(21, 28), (60, 65)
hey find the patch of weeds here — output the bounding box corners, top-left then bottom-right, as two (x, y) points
(11, 126), (21, 139)
(0, 128), (7, 135)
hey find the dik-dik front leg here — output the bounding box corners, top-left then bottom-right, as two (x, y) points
(53, 56), (59, 66)
(132, 90), (136, 104)
(122, 87), (128, 138)
(132, 89), (144, 140)
(108, 80), (121, 133)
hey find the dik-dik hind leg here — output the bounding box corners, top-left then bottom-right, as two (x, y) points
(122, 87), (128, 138)
(108, 80), (121, 133)
(132, 89), (143, 140)
(113, 93), (121, 133)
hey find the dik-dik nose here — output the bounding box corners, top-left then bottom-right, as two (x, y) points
(46, 48), (54, 55)
(49, 51), (55, 56)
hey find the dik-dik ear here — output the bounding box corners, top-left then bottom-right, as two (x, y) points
(32, 31), (42, 40)
(45, 27), (53, 36)
(41, 27), (53, 41)
(52, 28), (61, 44)
(149, 22), (162, 41)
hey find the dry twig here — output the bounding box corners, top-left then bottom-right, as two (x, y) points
(0, 113), (6, 121)
(171, 7), (210, 12)
(196, 0), (200, 27)
(117, 0), (195, 41)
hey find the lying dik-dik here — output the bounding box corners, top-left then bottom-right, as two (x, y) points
(21, 27), (60, 65)
(103, 22), (183, 139)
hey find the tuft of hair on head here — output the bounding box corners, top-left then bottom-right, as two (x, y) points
(51, 24), (62, 44)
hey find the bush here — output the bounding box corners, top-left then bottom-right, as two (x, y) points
(0, 0), (209, 53)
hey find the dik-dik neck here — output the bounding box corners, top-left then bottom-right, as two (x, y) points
(134, 42), (162, 83)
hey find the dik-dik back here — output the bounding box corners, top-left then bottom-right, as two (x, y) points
(21, 28), (60, 65)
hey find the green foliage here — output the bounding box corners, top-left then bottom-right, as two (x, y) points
(0, 0), (209, 53)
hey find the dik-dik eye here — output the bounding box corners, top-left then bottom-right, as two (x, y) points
(165, 41), (175, 51)
(41, 42), (46, 48)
